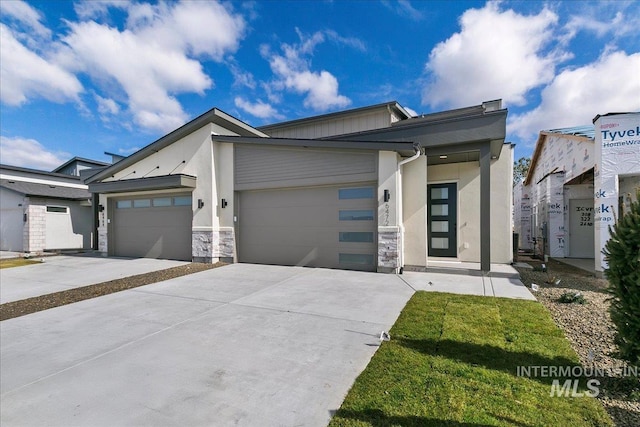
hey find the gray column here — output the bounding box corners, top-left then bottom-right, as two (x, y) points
(480, 143), (491, 273)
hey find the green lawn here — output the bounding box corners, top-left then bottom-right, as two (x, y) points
(329, 292), (613, 427)
(0, 258), (41, 269)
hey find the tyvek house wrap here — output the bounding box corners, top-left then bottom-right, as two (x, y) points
(594, 112), (640, 272)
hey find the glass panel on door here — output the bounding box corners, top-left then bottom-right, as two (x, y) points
(427, 183), (457, 257)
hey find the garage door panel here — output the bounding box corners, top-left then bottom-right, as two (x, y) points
(239, 184), (377, 271)
(112, 195), (192, 261)
(241, 206), (342, 228)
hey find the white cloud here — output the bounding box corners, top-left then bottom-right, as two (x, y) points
(423, 2), (567, 108)
(128, 1), (245, 61)
(325, 30), (366, 52)
(234, 97), (283, 120)
(1, 0), (51, 39)
(0, 136), (69, 170)
(58, 1), (246, 133)
(508, 51), (640, 141)
(95, 95), (120, 116)
(262, 30), (351, 111)
(381, 0), (423, 21)
(0, 24), (83, 106)
(562, 2), (640, 42)
(229, 62), (256, 89)
(73, 0), (128, 20)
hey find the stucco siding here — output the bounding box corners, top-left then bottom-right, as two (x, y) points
(490, 144), (514, 263)
(401, 156), (427, 266)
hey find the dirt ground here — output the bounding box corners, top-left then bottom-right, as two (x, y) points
(0, 262), (225, 321)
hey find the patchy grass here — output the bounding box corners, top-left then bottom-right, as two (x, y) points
(329, 292), (613, 427)
(0, 258), (41, 269)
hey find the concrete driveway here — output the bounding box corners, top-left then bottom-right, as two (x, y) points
(0, 254), (188, 303)
(0, 263), (414, 426)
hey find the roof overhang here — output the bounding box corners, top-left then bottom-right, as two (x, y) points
(212, 135), (420, 156)
(0, 179), (90, 200)
(333, 106), (508, 159)
(88, 174), (196, 194)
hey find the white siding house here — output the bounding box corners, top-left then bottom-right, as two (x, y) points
(514, 112), (640, 276)
(0, 164), (94, 253)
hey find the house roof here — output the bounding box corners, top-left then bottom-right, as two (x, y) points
(52, 157), (111, 174)
(332, 100), (508, 159)
(593, 111), (640, 123)
(86, 107), (268, 184)
(544, 125), (595, 139)
(257, 101), (412, 133)
(523, 126), (594, 186)
(0, 164), (84, 183)
(0, 179), (91, 200)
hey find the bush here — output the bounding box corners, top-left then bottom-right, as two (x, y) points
(557, 292), (586, 304)
(603, 190), (640, 366)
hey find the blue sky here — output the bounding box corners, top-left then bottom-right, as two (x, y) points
(1, 0), (639, 170)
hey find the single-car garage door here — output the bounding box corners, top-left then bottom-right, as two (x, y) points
(111, 194), (192, 261)
(238, 184), (377, 271)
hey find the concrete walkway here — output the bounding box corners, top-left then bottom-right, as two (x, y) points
(0, 255), (188, 303)
(402, 264), (535, 300)
(1, 262), (534, 426)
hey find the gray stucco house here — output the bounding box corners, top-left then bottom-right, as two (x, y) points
(87, 100), (513, 273)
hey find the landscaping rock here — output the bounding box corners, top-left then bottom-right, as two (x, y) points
(516, 256), (639, 427)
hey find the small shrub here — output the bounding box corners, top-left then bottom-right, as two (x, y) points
(557, 292), (586, 305)
(603, 189), (640, 367)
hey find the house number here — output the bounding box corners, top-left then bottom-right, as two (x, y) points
(383, 203), (390, 226)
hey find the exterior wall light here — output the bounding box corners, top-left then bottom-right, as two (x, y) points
(384, 189), (390, 202)
(198, 199), (205, 208)
(221, 198), (228, 208)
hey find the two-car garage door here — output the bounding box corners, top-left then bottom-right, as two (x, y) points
(238, 184), (377, 271)
(235, 145), (379, 271)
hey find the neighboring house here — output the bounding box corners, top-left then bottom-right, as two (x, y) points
(514, 126), (596, 259)
(52, 156), (111, 177)
(513, 112), (640, 276)
(87, 100), (513, 273)
(0, 163), (95, 253)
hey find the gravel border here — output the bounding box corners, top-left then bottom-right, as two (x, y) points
(515, 257), (639, 427)
(0, 262), (225, 321)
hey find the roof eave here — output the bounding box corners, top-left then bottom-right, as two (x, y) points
(212, 135), (419, 156)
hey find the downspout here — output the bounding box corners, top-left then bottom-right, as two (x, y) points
(396, 142), (422, 273)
